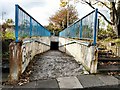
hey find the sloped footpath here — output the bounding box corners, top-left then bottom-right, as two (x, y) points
(1, 50), (120, 89)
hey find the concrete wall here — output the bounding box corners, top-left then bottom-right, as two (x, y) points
(50, 36), (59, 42)
(59, 37), (98, 73)
(9, 37), (50, 82)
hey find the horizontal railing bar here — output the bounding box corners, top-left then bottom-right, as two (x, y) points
(59, 41), (76, 47)
(59, 40), (92, 47)
(59, 37), (94, 41)
(23, 39), (50, 46)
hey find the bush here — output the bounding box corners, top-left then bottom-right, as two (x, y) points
(98, 24), (116, 40)
(5, 30), (15, 40)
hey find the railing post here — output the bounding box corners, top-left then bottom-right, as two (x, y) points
(15, 4), (19, 42)
(80, 20), (82, 39)
(93, 9), (98, 45)
(30, 17), (32, 37)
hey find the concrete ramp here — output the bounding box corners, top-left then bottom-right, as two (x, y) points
(59, 37), (98, 73)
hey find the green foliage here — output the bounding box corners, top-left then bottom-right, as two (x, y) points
(4, 30), (15, 40)
(98, 24), (116, 40)
(106, 24), (116, 37)
(45, 23), (61, 36)
(2, 19), (14, 39)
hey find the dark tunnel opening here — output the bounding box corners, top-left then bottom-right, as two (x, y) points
(50, 42), (59, 50)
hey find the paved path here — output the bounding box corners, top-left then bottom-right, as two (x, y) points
(29, 50), (84, 81)
(1, 50), (120, 89)
(1, 75), (120, 89)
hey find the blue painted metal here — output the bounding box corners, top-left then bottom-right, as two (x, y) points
(93, 9), (98, 45)
(15, 4), (19, 42)
(30, 17), (32, 37)
(15, 4), (51, 41)
(80, 20), (82, 39)
(59, 9), (98, 45)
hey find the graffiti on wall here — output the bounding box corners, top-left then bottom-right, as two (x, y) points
(22, 44), (32, 65)
(22, 41), (42, 65)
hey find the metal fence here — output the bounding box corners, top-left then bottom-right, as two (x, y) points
(15, 4), (51, 42)
(59, 9), (98, 45)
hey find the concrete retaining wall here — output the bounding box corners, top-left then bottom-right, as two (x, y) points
(9, 37), (50, 82)
(59, 37), (98, 73)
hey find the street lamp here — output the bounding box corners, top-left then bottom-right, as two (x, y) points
(2, 11), (6, 24)
(60, 0), (70, 27)
(60, 0), (78, 27)
(67, 1), (69, 27)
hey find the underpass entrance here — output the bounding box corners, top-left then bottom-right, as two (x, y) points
(50, 42), (59, 50)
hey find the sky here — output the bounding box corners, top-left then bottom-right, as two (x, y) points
(0, 0), (110, 26)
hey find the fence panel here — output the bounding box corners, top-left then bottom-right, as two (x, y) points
(59, 9), (98, 45)
(15, 4), (51, 42)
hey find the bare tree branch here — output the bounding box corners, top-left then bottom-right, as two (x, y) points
(81, 0), (113, 25)
(98, 11), (113, 25)
(92, 1), (99, 5)
(83, 0), (96, 9)
(98, 1), (111, 9)
(79, 1), (87, 4)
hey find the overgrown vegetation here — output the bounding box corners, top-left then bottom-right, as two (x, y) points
(4, 30), (15, 40)
(1, 19), (15, 61)
(97, 17), (120, 56)
(98, 24), (116, 40)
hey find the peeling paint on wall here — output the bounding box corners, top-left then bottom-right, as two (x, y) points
(9, 37), (50, 82)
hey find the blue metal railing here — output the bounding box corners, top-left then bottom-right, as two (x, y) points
(15, 4), (51, 42)
(59, 9), (98, 45)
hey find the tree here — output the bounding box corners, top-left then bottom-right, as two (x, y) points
(2, 19), (14, 39)
(45, 23), (61, 36)
(76, 0), (120, 37)
(49, 5), (78, 31)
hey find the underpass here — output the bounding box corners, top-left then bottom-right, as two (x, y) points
(1, 4), (120, 89)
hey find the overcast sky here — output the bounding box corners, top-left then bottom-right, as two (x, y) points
(0, 0), (110, 26)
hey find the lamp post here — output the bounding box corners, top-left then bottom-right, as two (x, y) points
(1, 11), (6, 40)
(2, 11), (6, 24)
(60, 0), (69, 27)
(67, 1), (69, 27)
